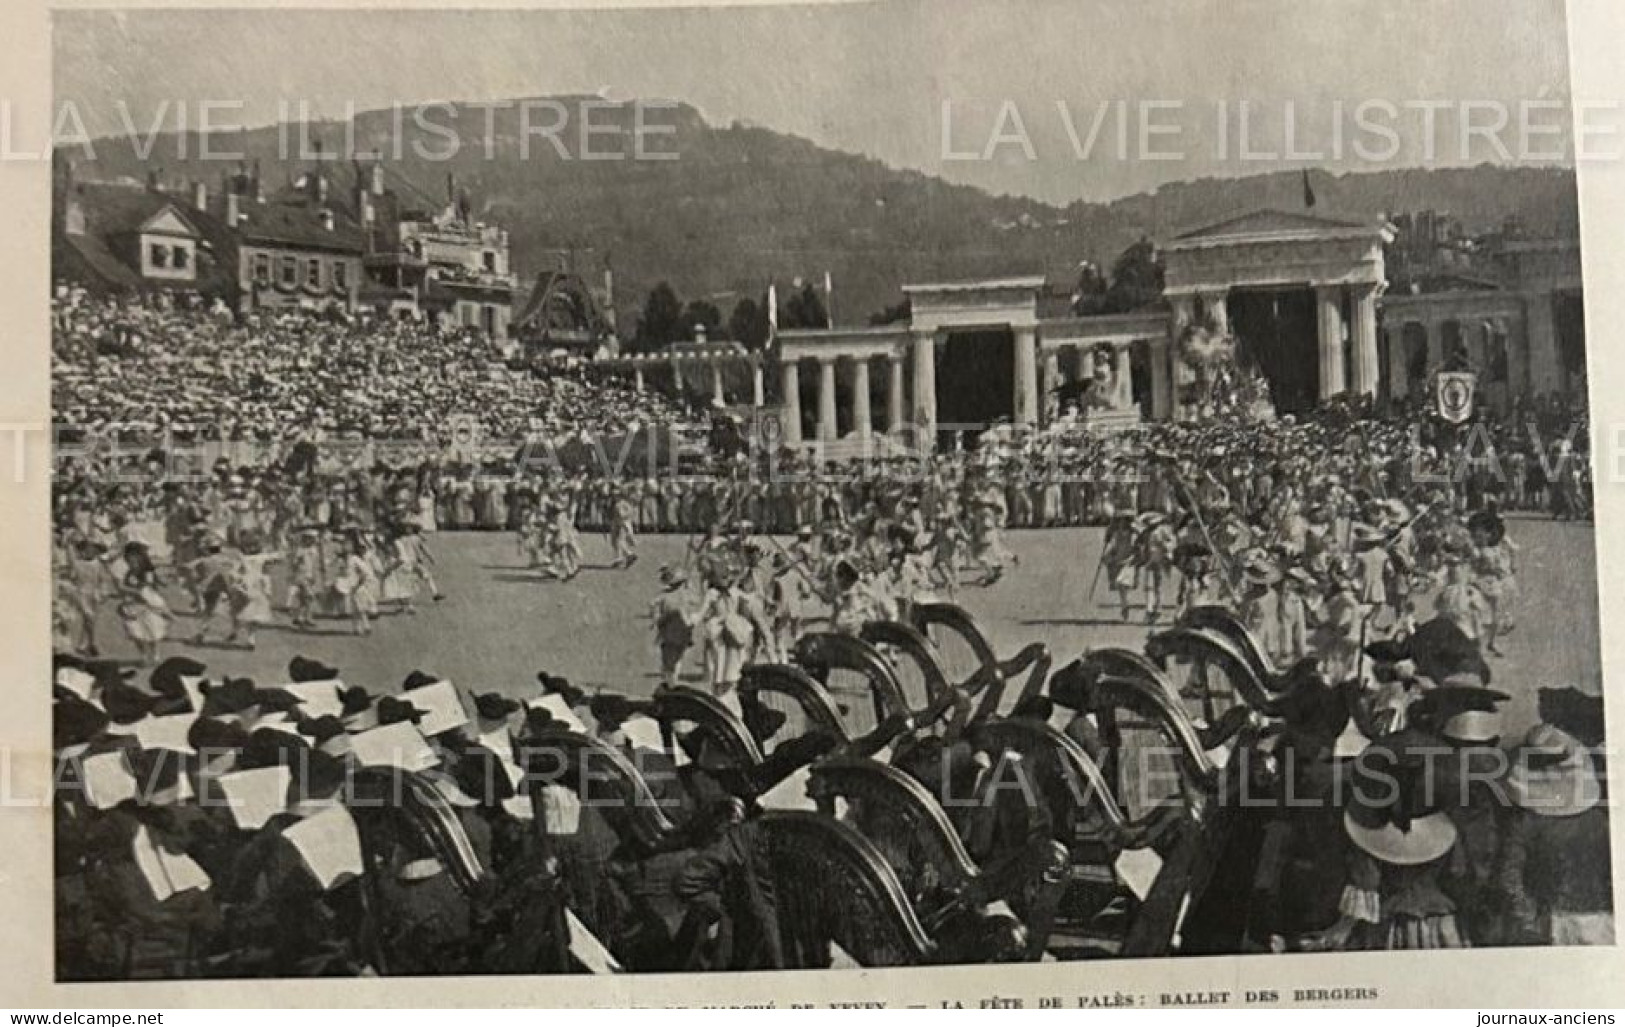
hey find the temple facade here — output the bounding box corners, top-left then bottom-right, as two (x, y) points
(771, 208), (1584, 452)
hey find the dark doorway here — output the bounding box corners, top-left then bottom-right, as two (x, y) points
(793, 361), (816, 441)
(1130, 339), (1152, 416)
(937, 327), (1013, 449)
(1555, 290), (1587, 395)
(1226, 287), (1318, 414)
(1403, 322), (1429, 393)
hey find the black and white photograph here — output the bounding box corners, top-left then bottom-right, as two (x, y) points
(37, 0), (1616, 992)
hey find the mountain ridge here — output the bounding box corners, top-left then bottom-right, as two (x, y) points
(62, 97), (1581, 326)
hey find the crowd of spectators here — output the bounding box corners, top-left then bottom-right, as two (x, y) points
(52, 289), (694, 447)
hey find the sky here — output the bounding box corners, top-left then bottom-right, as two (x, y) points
(52, 0), (1579, 204)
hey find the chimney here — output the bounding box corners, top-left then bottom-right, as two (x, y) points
(320, 208), (335, 232)
(446, 172), (457, 205)
(602, 265), (617, 332)
(371, 162), (385, 196)
(192, 180), (208, 211)
(226, 192), (241, 226)
(358, 189), (374, 229)
(146, 167), (163, 192)
(252, 159), (263, 202)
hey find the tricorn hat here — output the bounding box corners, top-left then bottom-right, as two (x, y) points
(125, 747), (192, 805)
(288, 656), (340, 683)
(400, 670), (441, 692)
(101, 679), (158, 725)
(536, 673), (585, 708)
(201, 677), (260, 719)
(186, 716), (250, 756)
(149, 657), (207, 700)
(588, 693), (636, 730)
(54, 694), (110, 751)
(473, 692), (521, 722)
(373, 695), (424, 727)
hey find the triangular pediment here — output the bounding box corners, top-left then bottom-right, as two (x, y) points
(1174, 208), (1373, 241)
(139, 207), (198, 238)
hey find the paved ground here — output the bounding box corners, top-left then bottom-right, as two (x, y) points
(87, 517), (1601, 742)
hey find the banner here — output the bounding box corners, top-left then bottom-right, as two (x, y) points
(1435, 371), (1477, 424)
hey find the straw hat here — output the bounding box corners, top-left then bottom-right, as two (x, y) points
(1409, 682), (1509, 746)
(1343, 739), (1460, 865)
(1536, 682), (1605, 749)
(1506, 724), (1601, 818)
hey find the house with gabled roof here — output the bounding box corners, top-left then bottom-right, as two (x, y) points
(52, 165), (237, 302)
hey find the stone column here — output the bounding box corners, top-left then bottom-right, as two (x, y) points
(1491, 317), (1511, 392)
(1475, 320), (1496, 373)
(751, 360), (764, 407)
(885, 352), (905, 433)
(633, 366), (645, 392)
(1505, 316), (1530, 398)
(780, 359), (803, 447)
(1315, 285), (1347, 400)
(672, 357), (686, 393)
(1168, 294), (1197, 419)
(850, 357), (872, 441)
(817, 356), (838, 443)
(1114, 343), (1134, 409)
(1013, 325), (1039, 427)
(711, 362), (726, 406)
(1206, 290), (1230, 336)
(911, 329), (937, 446)
(1149, 337), (1172, 420)
(1524, 293), (1560, 395)
(1386, 327), (1408, 400)
(1040, 349), (1060, 424)
(1074, 344), (1094, 385)
(1349, 284), (1380, 397)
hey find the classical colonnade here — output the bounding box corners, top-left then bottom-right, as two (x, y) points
(618, 342), (768, 407)
(773, 309), (1169, 450)
(597, 215), (1580, 449)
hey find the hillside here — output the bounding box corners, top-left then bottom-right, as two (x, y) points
(65, 97), (1582, 327)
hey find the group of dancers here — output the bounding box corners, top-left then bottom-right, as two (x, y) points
(1093, 473), (1521, 679)
(643, 465), (1025, 695)
(54, 517), (446, 663)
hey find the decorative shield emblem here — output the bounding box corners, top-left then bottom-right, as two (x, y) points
(756, 410), (782, 451)
(1436, 372), (1477, 425)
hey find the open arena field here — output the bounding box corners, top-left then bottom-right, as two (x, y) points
(88, 516), (1600, 744)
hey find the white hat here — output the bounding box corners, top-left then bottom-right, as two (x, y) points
(1507, 725), (1602, 818)
(1343, 809), (1459, 866)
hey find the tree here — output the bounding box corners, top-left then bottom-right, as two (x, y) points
(1070, 261), (1110, 316)
(782, 282), (829, 329)
(727, 296), (773, 350)
(1103, 237), (1165, 313)
(632, 281), (684, 351)
(680, 299), (724, 340)
(868, 297), (912, 326)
